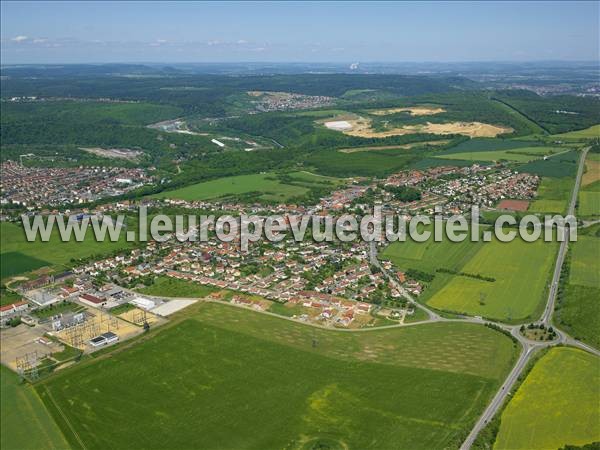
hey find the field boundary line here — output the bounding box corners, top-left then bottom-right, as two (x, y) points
(44, 387), (87, 450)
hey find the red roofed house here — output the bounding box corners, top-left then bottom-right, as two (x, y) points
(79, 293), (105, 308)
(0, 301), (28, 318)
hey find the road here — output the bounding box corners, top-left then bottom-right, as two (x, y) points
(540, 145), (588, 325)
(460, 146), (591, 449)
(366, 147), (596, 449)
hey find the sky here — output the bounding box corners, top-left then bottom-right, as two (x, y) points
(1, 1), (598, 64)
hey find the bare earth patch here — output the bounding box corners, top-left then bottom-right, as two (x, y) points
(369, 106), (446, 116)
(582, 159), (600, 186)
(325, 116), (512, 138)
(497, 199), (530, 212)
(80, 147), (143, 161)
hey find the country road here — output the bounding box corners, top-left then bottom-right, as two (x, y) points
(460, 146), (591, 449)
(540, 145), (588, 325)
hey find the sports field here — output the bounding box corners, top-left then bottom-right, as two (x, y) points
(0, 222), (133, 280)
(137, 276), (217, 298)
(569, 236), (600, 288)
(494, 348), (600, 450)
(1, 365), (69, 450)
(427, 238), (557, 320)
(37, 302), (517, 450)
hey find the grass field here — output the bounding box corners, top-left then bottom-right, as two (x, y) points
(528, 177), (573, 214)
(152, 171), (342, 202)
(0, 251), (50, 279)
(1, 365), (69, 450)
(582, 153), (600, 187)
(427, 238), (557, 320)
(152, 172), (308, 201)
(550, 124), (600, 140)
(38, 302), (518, 450)
(578, 191), (600, 217)
(556, 283), (600, 349)
(308, 148), (419, 177)
(0, 289), (23, 307)
(569, 236), (600, 288)
(439, 139), (544, 154)
(381, 230), (483, 274)
(436, 147), (554, 163)
(517, 150), (580, 177)
(137, 276), (217, 298)
(494, 348), (600, 450)
(0, 222), (133, 280)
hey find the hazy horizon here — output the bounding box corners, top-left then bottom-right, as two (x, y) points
(1, 1), (598, 65)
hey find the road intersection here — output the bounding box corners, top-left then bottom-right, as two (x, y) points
(368, 147), (596, 449)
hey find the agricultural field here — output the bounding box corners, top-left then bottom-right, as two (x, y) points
(556, 283), (600, 349)
(517, 150), (580, 177)
(528, 176), (574, 214)
(1, 365), (69, 450)
(494, 348), (600, 450)
(137, 276), (217, 298)
(435, 146), (554, 163)
(307, 148), (420, 177)
(581, 153), (600, 187)
(0, 222), (133, 280)
(337, 139), (449, 153)
(555, 228), (600, 348)
(437, 138), (544, 155)
(426, 238), (557, 321)
(569, 236), (600, 288)
(152, 171), (343, 203)
(578, 178), (600, 217)
(551, 124), (600, 141)
(381, 229), (483, 274)
(37, 302), (518, 450)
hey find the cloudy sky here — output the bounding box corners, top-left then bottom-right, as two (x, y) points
(1, 1), (598, 64)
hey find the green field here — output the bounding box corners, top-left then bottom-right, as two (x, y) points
(528, 177), (573, 214)
(1, 365), (69, 450)
(551, 124), (600, 140)
(38, 302), (517, 450)
(569, 236), (600, 288)
(556, 232), (600, 348)
(0, 222), (133, 280)
(578, 191), (600, 217)
(137, 276), (217, 298)
(436, 147), (554, 163)
(152, 172), (307, 201)
(152, 171), (341, 202)
(517, 150), (580, 177)
(440, 138), (542, 154)
(556, 283), (600, 349)
(494, 348), (600, 450)
(0, 251), (50, 279)
(307, 148), (420, 177)
(427, 238), (557, 320)
(381, 230), (483, 274)
(0, 288), (23, 307)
